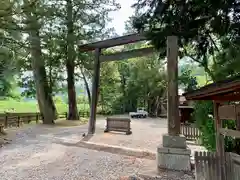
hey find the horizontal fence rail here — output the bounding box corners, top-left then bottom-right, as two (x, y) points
(0, 112), (43, 128)
(180, 123), (201, 140)
(0, 111), (90, 130)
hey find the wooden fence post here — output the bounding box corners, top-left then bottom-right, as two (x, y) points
(5, 114), (8, 128)
(36, 114), (39, 124)
(17, 116), (20, 127)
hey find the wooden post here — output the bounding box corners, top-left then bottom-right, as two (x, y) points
(167, 36), (180, 136)
(36, 113), (39, 124)
(236, 105), (240, 130)
(5, 114), (8, 128)
(17, 116), (20, 127)
(88, 48), (101, 134)
(214, 101), (226, 180)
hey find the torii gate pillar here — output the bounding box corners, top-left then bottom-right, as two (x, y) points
(88, 48), (101, 135)
(157, 36), (191, 171)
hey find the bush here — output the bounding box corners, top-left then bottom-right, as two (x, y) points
(97, 105), (113, 115)
(193, 100), (216, 151)
(193, 101), (240, 153)
(77, 95), (88, 104)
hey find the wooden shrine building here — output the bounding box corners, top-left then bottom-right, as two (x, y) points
(183, 75), (240, 180)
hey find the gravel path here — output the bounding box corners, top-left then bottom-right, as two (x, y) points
(0, 125), (194, 180)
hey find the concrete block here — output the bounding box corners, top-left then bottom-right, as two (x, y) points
(162, 134), (186, 149)
(157, 145), (191, 171)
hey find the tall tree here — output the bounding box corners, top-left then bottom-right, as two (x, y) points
(132, 0), (240, 81)
(65, 0), (78, 120)
(0, 0), (20, 97)
(22, 0), (57, 123)
(51, 0), (120, 120)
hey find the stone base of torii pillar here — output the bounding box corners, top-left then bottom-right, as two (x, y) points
(157, 134), (191, 171)
(157, 36), (191, 171)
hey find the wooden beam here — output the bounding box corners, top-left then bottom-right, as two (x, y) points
(79, 33), (147, 52)
(100, 47), (155, 62)
(210, 91), (240, 101)
(184, 90), (240, 101)
(219, 128), (240, 138)
(88, 48), (101, 135)
(236, 112), (240, 131)
(167, 36), (180, 136)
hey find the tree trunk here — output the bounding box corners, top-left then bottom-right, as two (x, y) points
(66, 0), (79, 120)
(49, 54), (53, 95)
(80, 68), (91, 107)
(120, 74), (126, 113)
(25, 4), (57, 124)
(154, 96), (160, 117)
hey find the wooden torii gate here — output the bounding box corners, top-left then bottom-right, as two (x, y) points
(78, 33), (180, 137)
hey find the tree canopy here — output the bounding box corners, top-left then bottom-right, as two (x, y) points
(132, 0), (240, 81)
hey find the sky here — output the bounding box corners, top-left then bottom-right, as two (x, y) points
(107, 0), (136, 35)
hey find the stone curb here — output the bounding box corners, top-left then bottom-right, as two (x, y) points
(54, 140), (195, 170)
(77, 141), (157, 160)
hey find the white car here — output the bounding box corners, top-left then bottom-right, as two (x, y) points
(129, 108), (148, 118)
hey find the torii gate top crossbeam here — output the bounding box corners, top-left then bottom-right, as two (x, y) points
(78, 33), (147, 52)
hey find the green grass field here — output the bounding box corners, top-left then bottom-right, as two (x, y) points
(0, 100), (89, 113)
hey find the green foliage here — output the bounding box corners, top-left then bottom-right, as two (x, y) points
(212, 39), (240, 81)
(97, 45), (167, 116)
(77, 95), (88, 104)
(53, 96), (63, 104)
(179, 66), (198, 92)
(132, 0), (240, 153)
(132, 0), (240, 81)
(193, 101), (240, 153)
(98, 61), (120, 115)
(193, 101), (215, 151)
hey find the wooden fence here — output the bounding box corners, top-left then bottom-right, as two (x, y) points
(0, 111), (90, 129)
(195, 151), (240, 180)
(0, 112), (43, 128)
(180, 123), (201, 140)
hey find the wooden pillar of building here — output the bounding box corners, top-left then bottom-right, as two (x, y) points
(88, 48), (101, 135)
(167, 36), (180, 135)
(214, 101), (226, 180)
(236, 105), (240, 130)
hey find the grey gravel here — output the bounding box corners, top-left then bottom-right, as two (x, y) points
(0, 125), (194, 180)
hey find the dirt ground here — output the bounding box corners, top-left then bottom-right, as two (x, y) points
(90, 115), (206, 155)
(0, 116), (201, 179)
